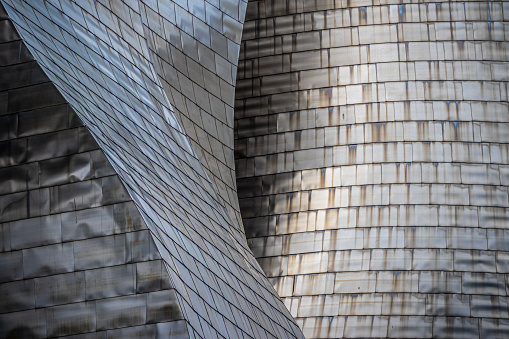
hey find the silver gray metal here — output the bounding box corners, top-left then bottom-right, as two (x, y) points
(235, 0), (509, 337)
(0, 0), (303, 338)
(0, 7), (188, 337)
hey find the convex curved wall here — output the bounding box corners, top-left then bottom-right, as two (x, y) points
(235, 1), (509, 338)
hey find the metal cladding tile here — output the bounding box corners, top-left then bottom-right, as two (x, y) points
(110, 321), (189, 339)
(9, 214), (62, 250)
(334, 271), (377, 294)
(38, 152), (92, 187)
(0, 164), (28, 195)
(136, 260), (166, 293)
(418, 271), (462, 294)
(48, 179), (103, 214)
(90, 149), (118, 178)
(0, 279), (35, 313)
(471, 295), (509, 319)
(0, 250), (22, 283)
(433, 317), (479, 339)
(125, 230), (160, 263)
(58, 330), (107, 339)
(34, 272), (86, 308)
(343, 315), (389, 338)
(85, 264), (136, 300)
(383, 293), (427, 317)
(73, 234), (127, 271)
(287, 252), (327, 275)
(296, 316), (345, 339)
(0, 191), (27, 223)
(297, 295), (340, 318)
(496, 251), (509, 273)
(0, 308), (47, 338)
(425, 294), (471, 317)
(338, 293), (383, 316)
(96, 294), (147, 331)
(113, 201), (147, 233)
(462, 272), (507, 296)
(488, 229), (509, 251)
(61, 205), (115, 242)
(0, 223), (11, 252)
(22, 242), (74, 279)
(16, 103), (68, 138)
(45, 301), (96, 337)
(293, 273), (334, 296)
(454, 250), (497, 273)
(7, 82), (66, 114)
(369, 248), (413, 271)
(328, 250), (371, 272)
(0, 114), (17, 142)
(146, 290), (183, 324)
(480, 318), (509, 338)
(103, 323), (158, 339)
(387, 316), (433, 339)
(28, 188), (50, 218)
(411, 249), (454, 271)
(26, 127), (79, 163)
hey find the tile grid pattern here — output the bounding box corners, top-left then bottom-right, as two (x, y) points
(0, 7), (187, 337)
(2, 0), (304, 338)
(140, 0), (246, 228)
(235, 1), (509, 338)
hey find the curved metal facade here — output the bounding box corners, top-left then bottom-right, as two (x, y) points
(1, 0), (303, 338)
(3, 0), (509, 337)
(0, 10), (187, 337)
(235, 1), (509, 338)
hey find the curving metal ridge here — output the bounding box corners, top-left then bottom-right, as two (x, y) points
(1, 0), (303, 338)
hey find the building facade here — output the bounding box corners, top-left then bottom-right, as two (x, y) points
(0, 9), (188, 337)
(235, 0), (509, 338)
(0, 0), (302, 338)
(1, 0), (509, 338)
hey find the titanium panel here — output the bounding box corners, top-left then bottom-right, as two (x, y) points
(34, 272), (86, 308)
(0, 279), (35, 313)
(85, 264), (136, 300)
(0, 308), (47, 338)
(45, 301), (96, 337)
(95, 294), (147, 331)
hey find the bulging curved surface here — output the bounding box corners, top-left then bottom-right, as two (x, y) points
(235, 1), (509, 338)
(2, 0), (303, 338)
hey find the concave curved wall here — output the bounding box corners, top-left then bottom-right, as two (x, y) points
(235, 1), (509, 338)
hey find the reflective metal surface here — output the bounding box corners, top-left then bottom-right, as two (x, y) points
(235, 0), (509, 337)
(0, 7), (187, 337)
(1, 0), (303, 338)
